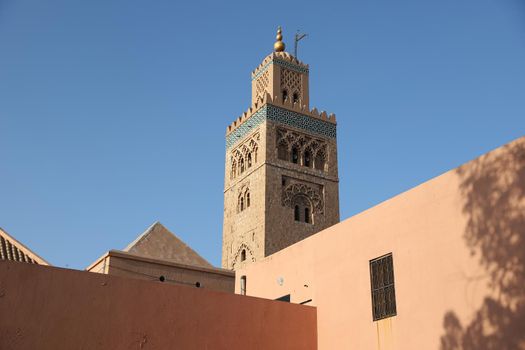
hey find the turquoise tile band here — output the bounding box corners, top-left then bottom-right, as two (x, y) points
(226, 104), (336, 149)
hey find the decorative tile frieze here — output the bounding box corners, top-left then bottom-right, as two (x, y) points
(226, 106), (267, 149)
(267, 105), (337, 139)
(226, 104), (336, 149)
(273, 58), (309, 74)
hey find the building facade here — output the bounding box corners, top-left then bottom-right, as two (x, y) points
(87, 222), (235, 293)
(0, 227), (49, 265)
(1, 27), (524, 350)
(222, 29), (340, 270)
(236, 136), (525, 349)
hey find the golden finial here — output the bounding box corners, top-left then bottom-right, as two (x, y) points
(274, 26), (285, 52)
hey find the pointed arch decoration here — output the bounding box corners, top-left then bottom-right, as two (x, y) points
(276, 127), (328, 171)
(229, 132), (261, 179)
(282, 182), (324, 214)
(232, 243), (256, 268)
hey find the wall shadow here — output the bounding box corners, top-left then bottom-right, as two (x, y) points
(440, 140), (525, 350)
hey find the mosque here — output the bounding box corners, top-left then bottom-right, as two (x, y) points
(1, 28), (524, 349)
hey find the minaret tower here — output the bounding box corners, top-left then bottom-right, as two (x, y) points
(222, 27), (339, 269)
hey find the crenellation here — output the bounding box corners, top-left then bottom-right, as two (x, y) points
(226, 94), (336, 138)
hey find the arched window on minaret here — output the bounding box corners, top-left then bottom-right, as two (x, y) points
(240, 157), (245, 173)
(305, 207), (311, 223)
(315, 151), (326, 171)
(292, 147), (299, 164)
(293, 195), (313, 224)
(282, 89), (288, 102)
(278, 141), (288, 161)
(247, 153), (252, 168)
(246, 192), (250, 208)
(303, 149), (312, 168)
(293, 92), (299, 104)
(241, 249), (246, 262)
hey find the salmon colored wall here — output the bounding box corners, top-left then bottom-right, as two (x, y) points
(237, 136), (525, 350)
(0, 261), (317, 350)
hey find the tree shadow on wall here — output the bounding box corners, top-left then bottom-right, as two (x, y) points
(440, 140), (525, 350)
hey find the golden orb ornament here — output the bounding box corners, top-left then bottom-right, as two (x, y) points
(274, 26), (285, 52)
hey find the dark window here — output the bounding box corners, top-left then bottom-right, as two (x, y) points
(240, 276), (246, 295)
(240, 249), (246, 262)
(370, 253), (397, 321)
(314, 153), (325, 171)
(292, 148), (299, 164)
(240, 158), (245, 173)
(304, 150), (311, 167)
(293, 196), (312, 223)
(247, 153), (252, 168)
(240, 197), (244, 211)
(282, 89), (288, 102)
(304, 207), (310, 223)
(246, 192), (250, 207)
(293, 92), (299, 104)
(275, 294), (291, 302)
(278, 143), (288, 160)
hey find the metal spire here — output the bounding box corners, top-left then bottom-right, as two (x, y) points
(294, 30), (308, 58)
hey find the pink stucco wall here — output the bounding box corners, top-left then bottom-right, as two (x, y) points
(0, 261), (317, 350)
(237, 136), (525, 350)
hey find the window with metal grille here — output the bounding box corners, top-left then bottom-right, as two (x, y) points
(370, 253), (397, 321)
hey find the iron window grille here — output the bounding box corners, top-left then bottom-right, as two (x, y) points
(370, 253), (397, 321)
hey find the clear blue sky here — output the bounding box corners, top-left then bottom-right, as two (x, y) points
(1, 0), (524, 269)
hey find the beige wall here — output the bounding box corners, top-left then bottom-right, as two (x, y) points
(87, 250), (235, 293)
(0, 260), (317, 350)
(237, 136), (525, 350)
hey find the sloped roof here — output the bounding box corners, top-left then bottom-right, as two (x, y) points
(0, 227), (49, 265)
(123, 222), (212, 268)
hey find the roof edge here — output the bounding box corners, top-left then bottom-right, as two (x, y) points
(107, 250), (233, 276)
(123, 221), (160, 252)
(0, 227), (50, 265)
